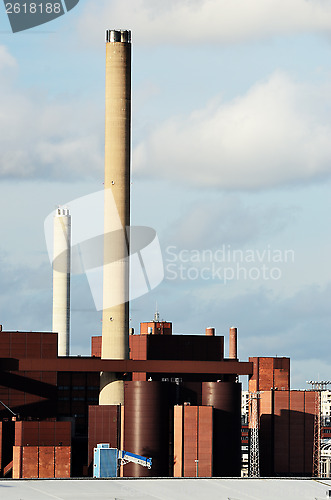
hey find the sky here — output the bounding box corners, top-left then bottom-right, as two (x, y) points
(0, 0), (331, 389)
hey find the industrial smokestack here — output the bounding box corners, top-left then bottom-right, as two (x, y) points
(99, 29), (131, 405)
(229, 327), (238, 359)
(52, 207), (71, 357)
(205, 327), (215, 337)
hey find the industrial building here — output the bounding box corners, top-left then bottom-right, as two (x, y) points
(0, 324), (323, 478)
(0, 29), (325, 480)
(0, 321), (252, 477)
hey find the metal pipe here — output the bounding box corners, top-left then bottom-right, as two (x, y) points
(205, 327), (215, 337)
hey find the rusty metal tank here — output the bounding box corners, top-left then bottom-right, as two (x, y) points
(202, 381), (241, 476)
(124, 381), (171, 477)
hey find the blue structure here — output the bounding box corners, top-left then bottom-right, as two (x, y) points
(93, 444), (152, 478)
(118, 450), (152, 470)
(93, 444), (118, 478)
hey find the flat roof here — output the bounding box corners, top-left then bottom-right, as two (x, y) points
(1, 478), (331, 500)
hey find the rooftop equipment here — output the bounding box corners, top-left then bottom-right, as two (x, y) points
(93, 443), (152, 478)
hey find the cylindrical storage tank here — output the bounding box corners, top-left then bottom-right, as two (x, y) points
(205, 327), (215, 337)
(202, 382), (241, 476)
(124, 381), (171, 477)
(229, 327), (238, 359)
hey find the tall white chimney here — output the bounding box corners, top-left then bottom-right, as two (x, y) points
(99, 30), (131, 405)
(52, 207), (71, 357)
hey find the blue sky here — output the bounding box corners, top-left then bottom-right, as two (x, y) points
(0, 0), (331, 389)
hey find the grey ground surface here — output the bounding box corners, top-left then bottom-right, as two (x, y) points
(1, 478), (331, 500)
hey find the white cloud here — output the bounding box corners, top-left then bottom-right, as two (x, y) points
(76, 0), (331, 46)
(0, 45), (17, 71)
(0, 46), (103, 180)
(133, 275), (331, 389)
(0, 254), (51, 329)
(133, 72), (331, 190)
(165, 195), (294, 249)
(291, 359), (331, 389)
(160, 280), (331, 387)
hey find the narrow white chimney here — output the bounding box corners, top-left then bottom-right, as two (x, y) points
(52, 207), (71, 357)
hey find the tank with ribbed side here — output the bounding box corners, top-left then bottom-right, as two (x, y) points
(202, 381), (241, 476)
(123, 381), (172, 477)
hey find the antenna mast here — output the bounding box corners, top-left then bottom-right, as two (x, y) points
(249, 391), (261, 477)
(154, 301), (160, 322)
(307, 380), (331, 477)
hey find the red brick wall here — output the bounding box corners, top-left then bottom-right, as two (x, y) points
(15, 421), (71, 447)
(12, 446), (71, 478)
(174, 405), (213, 477)
(173, 405), (183, 477)
(22, 447), (39, 478)
(248, 357), (259, 392)
(249, 357), (290, 392)
(129, 335), (147, 360)
(0, 332), (57, 359)
(183, 406), (198, 477)
(197, 406), (213, 477)
(259, 390), (273, 476)
(39, 447), (55, 478)
(304, 391), (315, 475)
(132, 372), (146, 381)
(274, 358), (290, 390)
(274, 391), (290, 473)
(140, 322), (172, 335)
(258, 390), (316, 475)
(91, 336), (101, 357)
(55, 446), (71, 477)
(88, 405), (119, 469)
(0, 332), (57, 420)
(289, 391), (305, 474)
(12, 446), (22, 479)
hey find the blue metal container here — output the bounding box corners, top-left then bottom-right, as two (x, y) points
(93, 444), (118, 478)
